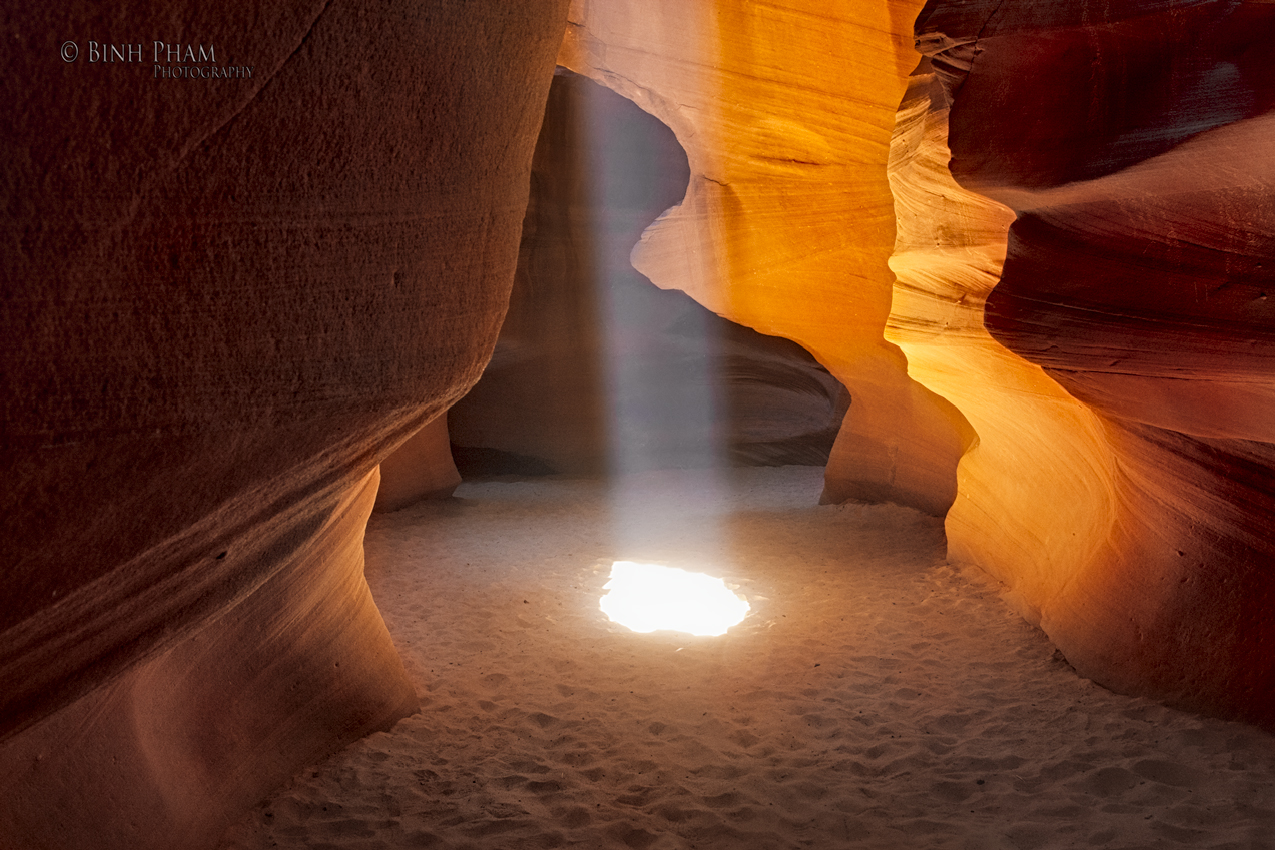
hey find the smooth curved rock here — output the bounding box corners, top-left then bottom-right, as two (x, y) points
(0, 1), (568, 847)
(892, 1), (1275, 727)
(0, 471), (414, 848)
(557, 0), (974, 515)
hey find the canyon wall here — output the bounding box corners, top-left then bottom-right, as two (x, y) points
(6, 6), (1274, 850)
(550, 0), (1275, 728)
(556, 0), (974, 515)
(0, 2), (568, 847)
(891, 1), (1275, 726)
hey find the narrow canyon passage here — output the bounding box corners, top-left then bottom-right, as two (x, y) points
(9, 5), (1275, 848)
(220, 468), (1275, 850)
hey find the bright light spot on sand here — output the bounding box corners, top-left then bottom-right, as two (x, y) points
(600, 561), (750, 636)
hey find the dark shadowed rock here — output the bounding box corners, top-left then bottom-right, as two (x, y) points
(0, 1), (568, 847)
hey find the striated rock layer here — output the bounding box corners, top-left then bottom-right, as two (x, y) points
(557, 0), (974, 515)
(0, 471), (405, 848)
(0, 2), (568, 847)
(891, 1), (1275, 727)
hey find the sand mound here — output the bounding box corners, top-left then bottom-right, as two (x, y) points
(219, 467), (1275, 850)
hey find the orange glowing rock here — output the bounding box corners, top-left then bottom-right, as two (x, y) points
(559, 0), (1275, 730)
(558, 0), (974, 515)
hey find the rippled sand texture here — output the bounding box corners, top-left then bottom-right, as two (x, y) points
(219, 467), (1275, 850)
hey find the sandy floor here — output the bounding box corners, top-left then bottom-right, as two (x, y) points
(219, 467), (1275, 850)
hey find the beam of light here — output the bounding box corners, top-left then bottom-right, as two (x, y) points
(600, 561), (750, 636)
(573, 65), (730, 559)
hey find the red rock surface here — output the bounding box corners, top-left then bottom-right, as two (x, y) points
(0, 2), (568, 847)
(893, 0), (1275, 727)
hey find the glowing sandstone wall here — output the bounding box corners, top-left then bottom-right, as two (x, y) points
(0, 2), (568, 848)
(557, 0), (975, 516)
(555, 0), (1275, 728)
(891, 1), (1275, 727)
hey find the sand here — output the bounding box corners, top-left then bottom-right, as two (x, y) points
(217, 466), (1275, 850)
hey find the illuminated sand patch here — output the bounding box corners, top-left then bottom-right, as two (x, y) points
(223, 470), (1275, 850)
(599, 561), (750, 636)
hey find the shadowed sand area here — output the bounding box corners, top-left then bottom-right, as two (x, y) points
(219, 467), (1275, 850)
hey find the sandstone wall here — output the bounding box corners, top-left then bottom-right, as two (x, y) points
(891, 0), (1275, 727)
(556, 0), (975, 515)
(548, 0), (1275, 729)
(0, 2), (568, 847)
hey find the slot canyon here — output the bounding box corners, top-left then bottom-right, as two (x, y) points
(2, 1), (1274, 848)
